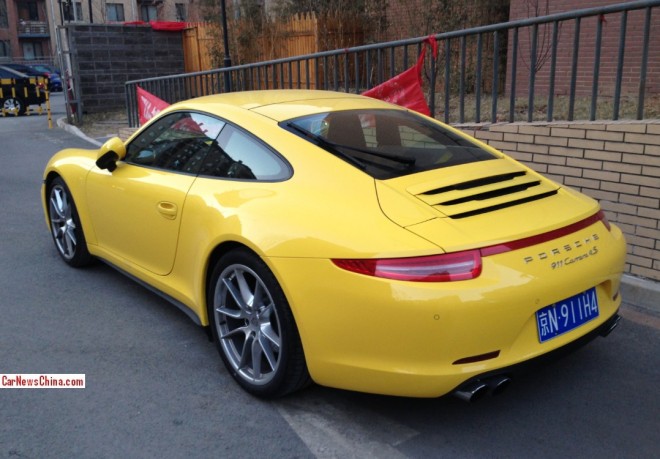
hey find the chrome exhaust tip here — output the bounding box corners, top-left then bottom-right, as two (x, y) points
(453, 381), (489, 402)
(486, 375), (511, 396)
(453, 375), (512, 401)
(600, 314), (621, 337)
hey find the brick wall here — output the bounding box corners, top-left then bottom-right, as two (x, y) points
(459, 120), (660, 281)
(386, 0), (510, 40)
(67, 24), (185, 113)
(507, 0), (660, 97)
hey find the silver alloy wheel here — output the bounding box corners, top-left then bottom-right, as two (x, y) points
(3, 98), (23, 114)
(49, 184), (78, 260)
(213, 263), (282, 386)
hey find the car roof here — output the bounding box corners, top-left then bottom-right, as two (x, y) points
(5, 63), (42, 75)
(30, 64), (56, 72)
(0, 65), (28, 78)
(172, 90), (404, 122)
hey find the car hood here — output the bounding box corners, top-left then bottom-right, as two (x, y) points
(376, 158), (599, 252)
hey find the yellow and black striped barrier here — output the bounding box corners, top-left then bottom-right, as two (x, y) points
(1, 76), (52, 128)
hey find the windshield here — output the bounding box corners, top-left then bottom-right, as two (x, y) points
(283, 109), (497, 179)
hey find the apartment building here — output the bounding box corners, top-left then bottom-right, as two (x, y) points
(1, 0), (52, 61)
(0, 0), (202, 62)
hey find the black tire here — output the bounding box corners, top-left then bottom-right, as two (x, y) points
(3, 97), (26, 115)
(208, 248), (310, 398)
(46, 177), (93, 267)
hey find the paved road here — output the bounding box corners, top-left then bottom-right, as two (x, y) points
(1, 96), (658, 458)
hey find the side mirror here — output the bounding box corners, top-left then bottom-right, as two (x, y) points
(96, 137), (127, 172)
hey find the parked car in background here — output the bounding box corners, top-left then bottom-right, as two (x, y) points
(28, 63), (61, 75)
(0, 65), (48, 115)
(27, 64), (64, 92)
(4, 63), (62, 92)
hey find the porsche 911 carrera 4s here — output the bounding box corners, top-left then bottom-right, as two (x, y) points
(42, 90), (626, 400)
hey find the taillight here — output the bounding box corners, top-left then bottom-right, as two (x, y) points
(597, 210), (611, 231)
(332, 210), (608, 283)
(480, 210), (611, 257)
(332, 250), (482, 282)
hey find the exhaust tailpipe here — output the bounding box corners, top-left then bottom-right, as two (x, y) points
(453, 381), (489, 402)
(453, 375), (512, 402)
(600, 314), (621, 337)
(485, 375), (511, 396)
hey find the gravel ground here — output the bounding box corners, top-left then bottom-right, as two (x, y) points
(77, 110), (129, 140)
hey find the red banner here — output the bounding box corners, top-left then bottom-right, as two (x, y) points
(362, 36), (438, 116)
(136, 86), (170, 125)
(123, 21), (188, 31)
(150, 21), (188, 31)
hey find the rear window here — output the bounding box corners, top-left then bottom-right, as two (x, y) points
(283, 110), (497, 179)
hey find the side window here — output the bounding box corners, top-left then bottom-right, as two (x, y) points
(125, 112), (225, 174)
(199, 125), (290, 181)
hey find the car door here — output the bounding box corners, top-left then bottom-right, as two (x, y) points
(85, 111), (226, 275)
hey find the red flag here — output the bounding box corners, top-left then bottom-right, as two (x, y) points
(362, 36), (438, 116)
(136, 86), (170, 125)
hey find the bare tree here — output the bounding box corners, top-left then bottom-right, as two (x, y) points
(520, 0), (562, 73)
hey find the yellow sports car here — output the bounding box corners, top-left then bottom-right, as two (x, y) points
(42, 90), (626, 400)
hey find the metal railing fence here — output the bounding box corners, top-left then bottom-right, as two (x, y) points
(125, 0), (659, 128)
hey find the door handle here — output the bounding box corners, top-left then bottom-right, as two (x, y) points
(156, 201), (178, 220)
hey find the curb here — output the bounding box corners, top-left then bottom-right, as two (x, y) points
(621, 274), (659, 316)
(56, 117), (102, 147)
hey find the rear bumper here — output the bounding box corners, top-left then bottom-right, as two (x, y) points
(451, 310), (621, 399)
(266, 222), (626, 397)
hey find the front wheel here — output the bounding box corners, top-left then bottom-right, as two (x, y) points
(2, 97), (26, 115)
(47, 177), (93, 267)
(208, 249), (310, 398)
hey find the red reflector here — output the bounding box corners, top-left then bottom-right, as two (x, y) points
(332, 251), (482, 282)
(453, 350), (501, 365)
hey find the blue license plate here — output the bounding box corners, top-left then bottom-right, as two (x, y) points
(536, 287), (599, 343)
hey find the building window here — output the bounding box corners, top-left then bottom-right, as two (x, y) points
(18, 1), (40, 21)
(0, 0), (8, 28)
(22, 41), (43, 60)
(141, 5), (157, 21)
(64, 2), (84, 21)
(0, 40), (9, 58)
(106, 3), (125, 22)
(175, 3), (186, 21)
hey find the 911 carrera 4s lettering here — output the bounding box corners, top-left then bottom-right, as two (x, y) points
(551, 246), (599, 270)
(536, 287), (599, 343)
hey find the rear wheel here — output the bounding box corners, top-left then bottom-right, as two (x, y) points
(3, 97), (26, 115)
(47, 177), (92, 267)
(208, 248), (310, 398)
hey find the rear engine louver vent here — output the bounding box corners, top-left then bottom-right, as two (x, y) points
(414, 171), (558, 218)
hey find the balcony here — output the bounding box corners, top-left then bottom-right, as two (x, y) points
(17, 21), (50, 38)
